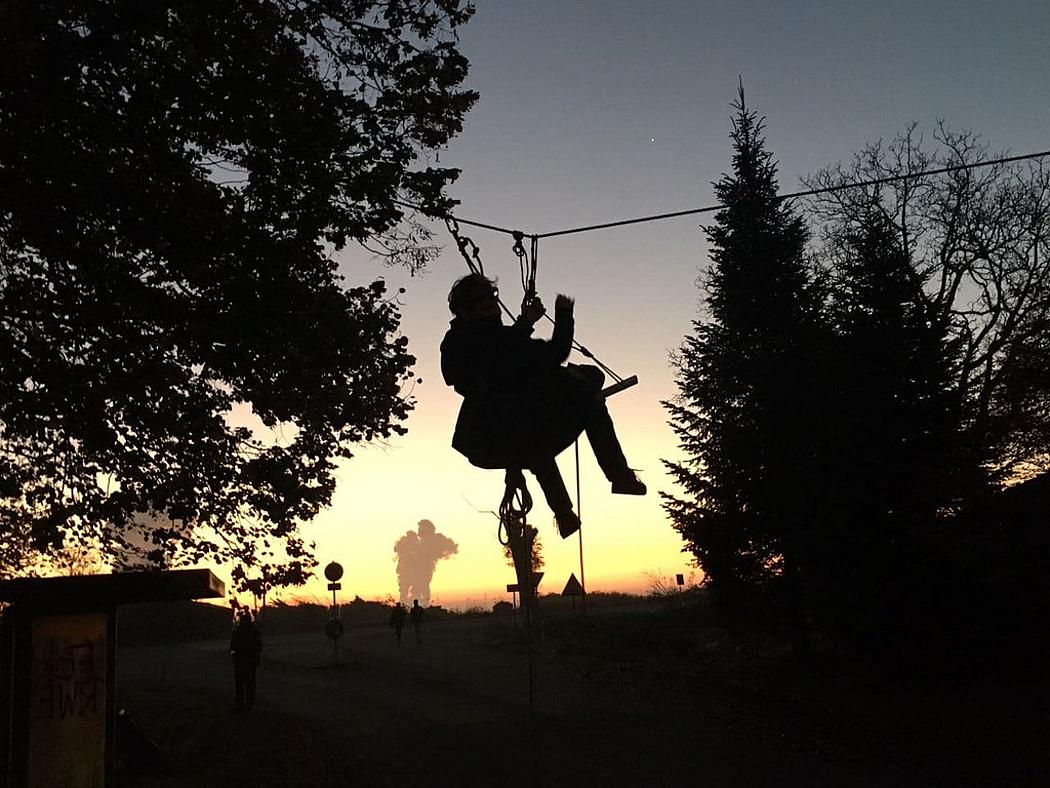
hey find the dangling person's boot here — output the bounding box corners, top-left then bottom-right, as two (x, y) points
(554, 508), (581, 539)
(610, 469), (646, 495)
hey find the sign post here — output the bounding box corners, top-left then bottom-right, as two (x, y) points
(506, 572), (544, 613)
(323, 562), (344, 663)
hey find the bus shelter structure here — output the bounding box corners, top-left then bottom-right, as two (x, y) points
(0, 569), (224, 788)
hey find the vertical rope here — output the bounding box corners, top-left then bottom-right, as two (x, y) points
(529, 234), (539, 299)
(572, 439), (600, 787)
(575, 440), (586, 611)
(498, 471), (540, 786)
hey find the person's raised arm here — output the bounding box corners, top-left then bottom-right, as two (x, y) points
(550, 294), (575, 361)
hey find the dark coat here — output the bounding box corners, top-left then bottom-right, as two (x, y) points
(440, 309), (592, 469)
(230, 620), (262, 666)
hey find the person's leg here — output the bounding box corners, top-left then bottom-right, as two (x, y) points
(583, 402), (630, 480)
(233, 663), (245, 710)
(570, 366), (646, 495)
(528, 459), (580, 538)
(246, 666), (257, 709)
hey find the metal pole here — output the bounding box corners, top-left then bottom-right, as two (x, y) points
(332, 587), (338, 664)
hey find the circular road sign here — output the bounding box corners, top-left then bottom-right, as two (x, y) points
(324, 562), (344, 582)
(324, 619), (345, 640)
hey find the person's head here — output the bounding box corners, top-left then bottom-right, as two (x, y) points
(413, 599), (420, 607)
(448, 274), (500, 321)
(237, 608), (252, 624)
(417, 518), (435, 537)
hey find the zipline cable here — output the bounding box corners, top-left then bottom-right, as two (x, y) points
(401, 147), (1050, 242)
(537, 147), (1050, 238)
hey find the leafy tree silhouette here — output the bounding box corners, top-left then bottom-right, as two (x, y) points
(0, 1), (476, 590)
(804, 129), (1050, 655)
(805, 124), (1050, 492)
(502, 526), (544, 575)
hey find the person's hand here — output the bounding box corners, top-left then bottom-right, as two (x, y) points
(555, 294), (575, 314)
(521, 296), (546, 325)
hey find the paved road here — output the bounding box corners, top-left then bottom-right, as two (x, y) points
(117, 618), (768, 787)
(116, 617), (1047, 788)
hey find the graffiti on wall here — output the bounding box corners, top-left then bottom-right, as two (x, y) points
(28, 613), (108, 788)
(32, 639), (105, 720)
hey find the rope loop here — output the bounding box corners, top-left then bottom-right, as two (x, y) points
(511, 232), (539, 309)
(498, 468), (532, 546)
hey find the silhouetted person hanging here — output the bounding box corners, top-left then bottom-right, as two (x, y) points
(389, 601), (407, 645)
(409, 599), (425, 645)
(440, 273), (645, 537)
(394, 518), (458, 606)
(229, 608), (262, 711)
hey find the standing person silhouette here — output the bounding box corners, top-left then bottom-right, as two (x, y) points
(440, 273), (645, 538)
(229, 608), (262, 711)
(409, 599), (425, 645)
(389, 601), (407, 645)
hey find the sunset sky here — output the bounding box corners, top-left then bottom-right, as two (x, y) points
(262, 1), (1049, 609)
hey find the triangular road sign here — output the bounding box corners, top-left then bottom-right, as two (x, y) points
(562, 573), (584, 597)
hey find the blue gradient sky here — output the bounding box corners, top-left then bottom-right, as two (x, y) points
(273, 1), (1049, 608)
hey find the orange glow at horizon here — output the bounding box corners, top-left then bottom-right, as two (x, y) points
(211, 230), (707, 611)
(218, 355), (698, 611)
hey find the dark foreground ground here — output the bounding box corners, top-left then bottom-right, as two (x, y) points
(115, 609), (1048, 788)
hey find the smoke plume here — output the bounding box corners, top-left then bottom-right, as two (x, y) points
(393, 519), (458, 606)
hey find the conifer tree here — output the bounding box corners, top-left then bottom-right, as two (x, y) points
(813, 206), (959, 643)
(825, 206), (957, 526)
(663, 87), (825, 650)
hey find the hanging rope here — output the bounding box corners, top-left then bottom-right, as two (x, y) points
(497, 469), (538, 626)
(444, 216), (486, 276)
(496, 467), (541, 784)
(497, 469), (532, 548)
(511, 231), (534, 307)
